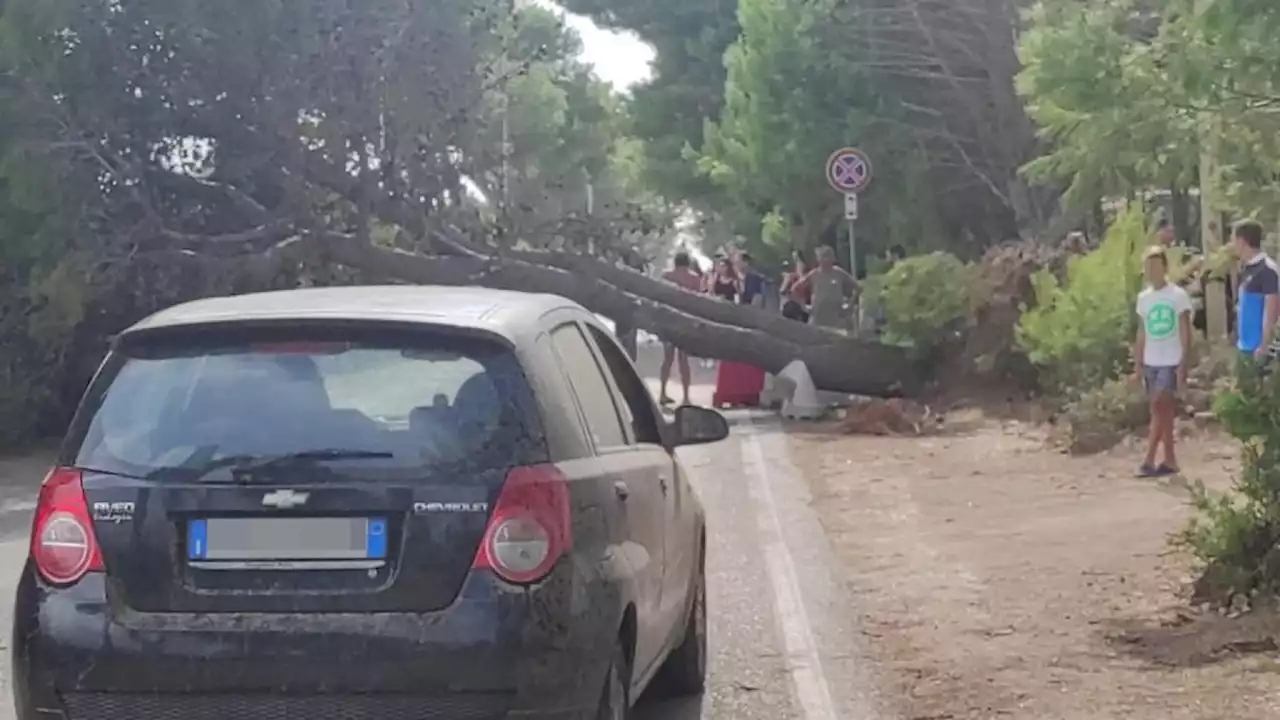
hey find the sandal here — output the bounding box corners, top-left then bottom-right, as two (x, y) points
(1156, 463), (1180, 476)
(1137, 463), (1161, 478)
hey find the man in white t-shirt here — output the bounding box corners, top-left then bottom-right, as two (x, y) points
(1132, 246), (1194, 477)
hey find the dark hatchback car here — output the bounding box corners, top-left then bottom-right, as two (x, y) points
(12, 286), (729, 720)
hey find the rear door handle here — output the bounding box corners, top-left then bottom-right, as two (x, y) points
(614, 481), (630, 501)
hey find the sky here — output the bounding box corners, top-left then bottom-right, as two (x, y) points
(534, 1), (655, 89)
(543, 7), (714, 269)
(526, 2), (711, 277)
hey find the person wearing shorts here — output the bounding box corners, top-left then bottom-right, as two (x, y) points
(1233, 219), (1280, 369)
(659, 251), (702, 405)
(1132, 246), (1193, 477)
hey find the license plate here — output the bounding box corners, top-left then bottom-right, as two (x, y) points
(187, 517), (387, 561)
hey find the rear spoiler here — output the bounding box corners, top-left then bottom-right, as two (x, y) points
(113, 318), (517, 354)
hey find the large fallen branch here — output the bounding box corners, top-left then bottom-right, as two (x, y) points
(500, 247), (834, 345)
(310, 234), (920, 396)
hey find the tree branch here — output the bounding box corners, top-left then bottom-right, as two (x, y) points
(298, 231), (918, 396)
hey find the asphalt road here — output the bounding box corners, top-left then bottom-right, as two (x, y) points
(0, 342), (879, 720)
(633, 411), (879, 720)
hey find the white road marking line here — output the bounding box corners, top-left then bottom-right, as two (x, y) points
(0, 499), (34, 515)
(740, 426), (839, 720)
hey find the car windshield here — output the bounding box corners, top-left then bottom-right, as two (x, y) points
(71, 330), (542, 481)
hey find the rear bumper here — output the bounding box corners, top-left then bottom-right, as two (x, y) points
(13, 561), (622, 720)
(33, 694), (596, 720)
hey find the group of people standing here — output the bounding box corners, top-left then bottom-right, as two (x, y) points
(656, 245), (861, 406)
(659, 249), (767, 306)
(1133, 218), (1279, 478)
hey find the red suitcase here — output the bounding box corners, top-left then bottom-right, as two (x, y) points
(712, 361), (765, 408)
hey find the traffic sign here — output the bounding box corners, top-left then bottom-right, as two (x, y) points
(844, 192), (858, 220)
(826, 147), (872, 194)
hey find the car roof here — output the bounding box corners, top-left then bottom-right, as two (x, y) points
(122, 285), (580, 343)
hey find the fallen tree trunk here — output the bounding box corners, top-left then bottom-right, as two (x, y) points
(311, 234), (921, 396)
(504, 248), (835, 345)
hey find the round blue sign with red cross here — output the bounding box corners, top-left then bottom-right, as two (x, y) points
(825, 147), (873, 194)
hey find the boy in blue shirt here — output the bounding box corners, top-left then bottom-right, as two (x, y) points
(1233, 220), (1280, 363)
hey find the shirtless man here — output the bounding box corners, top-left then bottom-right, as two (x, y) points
(659, 251), (702, 405)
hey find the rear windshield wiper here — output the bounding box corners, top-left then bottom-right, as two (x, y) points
(160, 449), (395, 483)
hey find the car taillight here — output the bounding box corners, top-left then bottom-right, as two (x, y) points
(31, 467), (104, 586)
(473, 464), (571, 584)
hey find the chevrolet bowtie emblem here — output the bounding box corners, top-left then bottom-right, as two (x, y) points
(261, 489), (310, 509)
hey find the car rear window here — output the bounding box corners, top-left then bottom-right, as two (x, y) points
(68, 326), (545, 481)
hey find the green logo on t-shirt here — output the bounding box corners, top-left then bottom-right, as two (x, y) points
(1146, 302), (1177, 339)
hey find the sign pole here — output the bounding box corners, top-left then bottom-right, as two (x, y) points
(827, 148), (872, 335)
(843, 192), (859, 333)
(849, 216), (857, 274)
(849, 214), (859, 334)
(843, 191), (859, 278)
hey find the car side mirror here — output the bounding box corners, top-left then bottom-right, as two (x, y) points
(672, 406), (729, 446)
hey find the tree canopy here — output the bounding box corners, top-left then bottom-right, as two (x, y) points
(566, 0), (1055, 263)
(4, 0), (1280, 439)
(0, 0), (921, 444)
(1017, 0), (1280, 226)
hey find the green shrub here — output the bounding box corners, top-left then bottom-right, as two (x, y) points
(1016, 205), (1153, 391)
(870, 252), (974, 352)
(1058, 376), (1149, 454)
(1181, 362), (1280, 602)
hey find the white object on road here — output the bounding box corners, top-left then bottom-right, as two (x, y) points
(778, 361), (824, 420)
(759, 372), (783, 409)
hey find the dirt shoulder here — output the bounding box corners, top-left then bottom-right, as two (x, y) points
(789, 415), (1280, 720)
